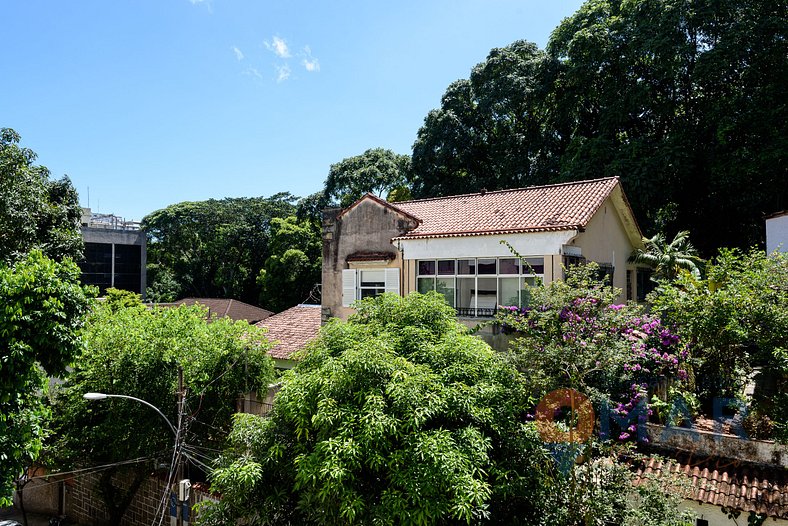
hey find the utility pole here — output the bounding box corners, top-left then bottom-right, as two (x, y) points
(173, 366), (190, 526)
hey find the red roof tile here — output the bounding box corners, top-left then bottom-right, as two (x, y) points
(256, 304), (321, 361)
(172, 298), (274, 324)
(391, 177), (621, 239)
(633, 454), (788, 518)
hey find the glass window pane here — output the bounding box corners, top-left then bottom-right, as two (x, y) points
(360, 288), (385, 299)
(417, 277), (435, 294)
(523, 257), (545, 275)
(360, 269), (385, 286)
(437, 260), (455, 275)
(458, 259), (476, 275)
(499, 277), (520, 307)
(499, 258), (519, 275)
(520, 277), (540, 307)
(436, 277), (455, 306)
(456, 277), (475, 310)
(478, 258), (496, 274)
(418, 260), (436, 276)
(476, 277), (497, 308)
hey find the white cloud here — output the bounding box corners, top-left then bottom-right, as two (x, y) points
(232, 46), (244, 61)
(243, 67), (263, 79)
(275, 64), (291, 83)
(302, 46), (320, 72)
(188, 0), (212, 11)
(265, 36), (291, 58)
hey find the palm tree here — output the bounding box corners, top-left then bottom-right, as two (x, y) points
(629, 230), (703, 280)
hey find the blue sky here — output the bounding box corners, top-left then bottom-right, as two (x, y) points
(2, 0), (584, 222)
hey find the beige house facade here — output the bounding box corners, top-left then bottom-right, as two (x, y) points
(322, 177), (647, 322)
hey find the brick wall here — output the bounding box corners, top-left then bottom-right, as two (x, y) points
(66, 471), (217, 526)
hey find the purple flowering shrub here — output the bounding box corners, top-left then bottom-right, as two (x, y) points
(496, 263), (690, 442)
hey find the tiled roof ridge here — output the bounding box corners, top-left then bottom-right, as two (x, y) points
(397, 176), (619, 205)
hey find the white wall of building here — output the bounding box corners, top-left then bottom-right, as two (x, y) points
(766, 214), (788, 253)
(396, 230), (578, 260)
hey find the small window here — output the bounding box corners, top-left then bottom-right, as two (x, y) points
(359, 269), (386, 298)
(696, 520), (709, 526)
(418, 260), (436, 276)
(437, 260), (455, 275)
(417, 277), (435, 294)
(523, 257), (544, 275)
(458, 259), (476, 275)
(499, 258), (519, 275)
(478, 258), (496, 274)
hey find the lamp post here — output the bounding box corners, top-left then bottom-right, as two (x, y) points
(84, 369), (189, 525)
(83, 392), (177, 436)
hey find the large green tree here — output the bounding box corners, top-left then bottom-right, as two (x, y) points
(48, 294), (275, 524)
(546, 0), (787, 252)
(323, 148), (411, 207)
(257, 216), (322, 312)
(200, 292), (552, 525)
(0, 251), (93, 506)
(410, 41), (552, 198)
(142, 194), (296, 305)
(0, 128), (83, 264)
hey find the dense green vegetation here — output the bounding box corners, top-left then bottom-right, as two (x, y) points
(201, 292), (693, 525)
(0, 129), (92, 506)
(48, 290), (276, 523)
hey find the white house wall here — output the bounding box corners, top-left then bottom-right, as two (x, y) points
(396, 230), (578, 261)
(766, 214), (788, 253)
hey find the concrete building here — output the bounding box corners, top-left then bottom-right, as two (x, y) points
(79, 208), (146, 297)
(322, 177), (646, 323)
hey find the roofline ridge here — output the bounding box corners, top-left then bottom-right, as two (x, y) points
(398, 176), (620, 205)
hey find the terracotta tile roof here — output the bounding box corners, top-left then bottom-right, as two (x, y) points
(633, 454), (788, 518)
(256, 304), (321, 361)
(174, 298), (274, 324)
(391, 177), (620, 239)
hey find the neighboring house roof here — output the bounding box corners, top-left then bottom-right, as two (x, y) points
(338, 192), (422, 224)
(766, 210), (788, 220)
(633, 454), (788, 519)
(256, 304), (321, 361)
(389, 177), (628, 240)
(173, 298), (274, 324)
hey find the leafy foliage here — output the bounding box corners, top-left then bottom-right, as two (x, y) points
(257, 216), (322, 311)
(48, 299), (275, 522)
(629, 231), (703, 280)
(0, 128), (83, 265)
(323, 148), (411, 208)
(0, 251), (93, 505)
(410, 41), (552, 199)
(142, 194), (296, 305)
(649, 249), (788, 435)
(201, 292), (552, 525)
(496, 264), (690, 442)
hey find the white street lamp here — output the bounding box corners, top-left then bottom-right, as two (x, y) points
(83, 392), (177, 437)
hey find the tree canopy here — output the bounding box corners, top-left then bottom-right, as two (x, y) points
(201, 292), (552, 525)
(257, 216), (322, 311)
(0, 251), (93, 505)
(0, 128), (83, 264)
(142, 194), (297, 305)
(48, 294), (275, 523)
(410, 0), (788, 253)
(323, 148), (411, 208)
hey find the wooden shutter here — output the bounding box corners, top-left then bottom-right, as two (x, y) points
(384, 268), (400, 296)
(342, 269), (357, 307)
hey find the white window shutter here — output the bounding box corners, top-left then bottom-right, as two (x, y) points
(384, 268), (400, 296)
(342, 269), (357, 307)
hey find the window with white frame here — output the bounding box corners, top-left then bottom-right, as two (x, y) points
(342, 268), (400, 307)
(416, 257), (544, 317)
